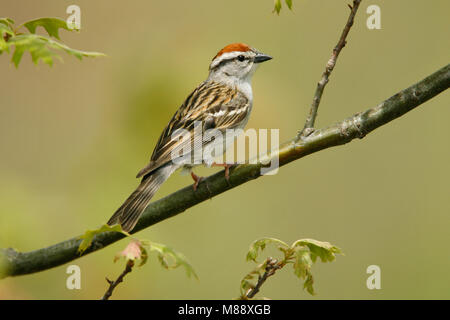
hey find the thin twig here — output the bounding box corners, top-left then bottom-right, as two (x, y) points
(245, 258), (282, 299)
(101, 260), (134, 300)
(298, 0), (362, 139)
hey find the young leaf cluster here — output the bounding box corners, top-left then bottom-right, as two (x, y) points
(241, 237), (342, 298)
(79, 224), (197, 279)
(138, 240), (198, 279)
(0, 17), (104, 67)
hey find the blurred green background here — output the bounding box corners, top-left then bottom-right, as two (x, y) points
(1, 0), (449, 299)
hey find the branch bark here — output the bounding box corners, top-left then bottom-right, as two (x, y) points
(1, 63), (448, 279)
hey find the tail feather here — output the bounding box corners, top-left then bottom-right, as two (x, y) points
(107, 164), (176, 232)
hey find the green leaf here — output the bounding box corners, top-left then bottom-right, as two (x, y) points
(0, 18), (15, 28)
(294, 253), (315, 295)
(293, 239), (342, 263)
(46, 37), (105, 60)
(290, 239), (342, 295)
(304, 274), (315, 295)
(246, 237), (289, 262)
(139, 246), (149, 267)
(292, 246), (316, 294)
(0, 21), (14, 53)
(78, 224), (127, 255)
(7, 33), (104, 67)
(293, 247), (312, 279)
(11, 45), (24, 67)
(273, 0), (294, 14)
(273, 0), (282, 14)
(144, 241), (198, 279)
(285, 0), (293, 10)
(23, 18), (71, 40)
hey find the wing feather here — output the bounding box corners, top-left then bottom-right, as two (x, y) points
(136, 81), (250, 178)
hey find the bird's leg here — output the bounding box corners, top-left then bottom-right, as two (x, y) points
(190, 171), (213, 198)
(211, 162), (234, 181)
(190, 171), (202, 191)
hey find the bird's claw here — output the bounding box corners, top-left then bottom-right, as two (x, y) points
(212, 162), (234, 184)
(190, 171), (213, 198)
(191, 172), (202, 191)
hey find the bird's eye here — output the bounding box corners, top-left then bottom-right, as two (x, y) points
(237, 55), (245, 62)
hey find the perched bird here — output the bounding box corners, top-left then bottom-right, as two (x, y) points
(107, 43), (272, 232)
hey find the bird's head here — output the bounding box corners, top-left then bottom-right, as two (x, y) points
(208, 43), (272, 84)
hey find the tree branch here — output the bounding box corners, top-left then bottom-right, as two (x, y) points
(1, 63), (448, 279)
(101, 260), (134, 300)
(299, 0), (361, 138)
(244, 257), (281, 299)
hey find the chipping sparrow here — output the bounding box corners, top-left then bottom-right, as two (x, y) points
(107, 43), (272, 232)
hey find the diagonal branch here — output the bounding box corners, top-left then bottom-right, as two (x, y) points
(1, 63), (449, 279)
(244, 257), (282, 299)
(101, 260), (134, 300)
(299, 0), (361, 139)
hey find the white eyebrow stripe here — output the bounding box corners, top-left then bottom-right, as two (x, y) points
(210, 51), (250, 69)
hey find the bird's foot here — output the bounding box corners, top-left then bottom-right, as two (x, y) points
(191, 171), (203, 191)
(190, 171), (213, 199)
(211, 162), (235, 182)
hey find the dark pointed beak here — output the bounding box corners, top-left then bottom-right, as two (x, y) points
(254, 53), (273, 64)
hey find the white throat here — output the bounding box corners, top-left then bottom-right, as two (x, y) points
(207, 66), (257, 102)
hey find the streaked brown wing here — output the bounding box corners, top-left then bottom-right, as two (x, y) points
(136, 81), (249, 178)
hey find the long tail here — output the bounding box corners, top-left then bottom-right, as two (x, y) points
(107, 164), (176, 232)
